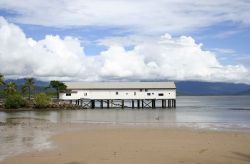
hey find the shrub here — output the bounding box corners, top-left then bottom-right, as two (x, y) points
(34, 93), (50, 108)
(5, 94), (27, 109)
(0, 90), (5, 99)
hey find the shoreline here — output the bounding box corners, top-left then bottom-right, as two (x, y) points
(1, 124), (250, 164)
(1, 109), (250, 133)
(0, 106), (84, 112)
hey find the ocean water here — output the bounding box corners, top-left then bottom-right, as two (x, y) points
(0, 96), (250, 161)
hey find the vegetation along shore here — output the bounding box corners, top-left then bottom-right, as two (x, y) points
(0, 73), (80, 111)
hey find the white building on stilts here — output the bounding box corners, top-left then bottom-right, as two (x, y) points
(59, 82), (176, 108)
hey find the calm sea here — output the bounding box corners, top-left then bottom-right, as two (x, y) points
(0, 96), (250, 161)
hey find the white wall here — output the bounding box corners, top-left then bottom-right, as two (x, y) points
(60, 89), (176, 100)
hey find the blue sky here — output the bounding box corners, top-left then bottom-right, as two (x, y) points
(0, 0), (250, 83)
(10, 16), (250, 65)
(14, 20), (250, 58)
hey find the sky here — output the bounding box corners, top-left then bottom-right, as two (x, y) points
(0, 0), (250, 83)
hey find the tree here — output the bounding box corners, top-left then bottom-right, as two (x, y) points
(0, 74), (4, 86)
(34, 93), (50, 108)
(5, 93), (27, 109)
(5, 82), (17, 95)
(21, 85), (27, 96)
(49, 80), (66, 99)
(22, 78), (35, 100)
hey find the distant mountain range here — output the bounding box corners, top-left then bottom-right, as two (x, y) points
(1, 79), (250, 96)
(175, 81), (250, 95)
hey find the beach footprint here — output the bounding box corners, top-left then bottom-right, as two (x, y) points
(199, 149), (208, 154)
(66, 161), (85, 164)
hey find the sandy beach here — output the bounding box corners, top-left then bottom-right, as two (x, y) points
(1, 126), (250, 164)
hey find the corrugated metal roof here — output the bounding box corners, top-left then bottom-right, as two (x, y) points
(64, 82), (176, 89)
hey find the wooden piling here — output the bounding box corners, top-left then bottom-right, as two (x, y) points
(91, 100), (95, 109)
(100, 100), (103, 108)
(122, 100), (124, 108)
(107, 100), (110, 108)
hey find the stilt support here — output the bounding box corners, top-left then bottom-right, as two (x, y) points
(101, 100), (103, 108)
(122, 100), (124, 108)
(132, 100), (134, 108)
(107, 100), (110, 108)
(91, 100), (95, 109)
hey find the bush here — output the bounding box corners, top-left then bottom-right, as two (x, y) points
(5, 94), (28, 109)
(0, 90), (5, 98)
(34, 93), (50, 108)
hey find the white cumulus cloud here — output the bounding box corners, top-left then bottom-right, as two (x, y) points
(0, 0), (250, 33)
(0, 17), (249, 83)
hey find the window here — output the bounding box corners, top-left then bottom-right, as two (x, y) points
(152, 93), (154, 95)
(145, 89), (148, 92)
(140, 89), (143, 92)
(84, 93), (87, 96)
(147, 93), (151, 96)
(116, 92), (119, 95)
(158, 93), (164, 96)
(66, 93), (71, 96)
(126, 93), (128, 95)
(134, 92), (136, 96)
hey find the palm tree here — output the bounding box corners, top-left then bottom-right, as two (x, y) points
(5, 82), (17, 95)
(21, 85), (27, 96)
(0, 74), (4, 86)
(49, 80), (66, 99)
(23, 78), (35, 100)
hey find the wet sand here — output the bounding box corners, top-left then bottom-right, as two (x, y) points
(2, 126), (250, 164)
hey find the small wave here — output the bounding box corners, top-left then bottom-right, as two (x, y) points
(229, 108), (250, 111)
